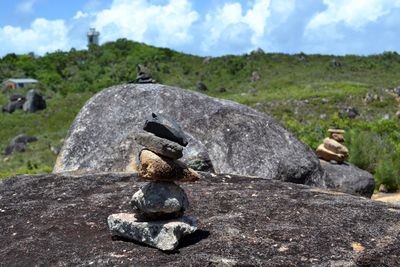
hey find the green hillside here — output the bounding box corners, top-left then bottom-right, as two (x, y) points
(1, 39), (400, 190)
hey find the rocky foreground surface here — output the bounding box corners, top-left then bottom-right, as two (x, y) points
(1, 172), (399, 266)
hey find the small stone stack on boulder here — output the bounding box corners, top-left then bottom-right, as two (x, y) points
(134, 64), (156, 84)
(316, 129), (349, 163)
(107, 113), (199, 251)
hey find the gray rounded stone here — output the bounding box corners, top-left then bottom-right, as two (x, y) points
(320, 160), (375, 198)
(131, 181), (189, 220)
(107, 213), (197, 251)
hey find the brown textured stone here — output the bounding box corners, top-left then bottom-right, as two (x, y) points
(139, 149), (200, 182)
(331, 133), (345, 143)
(328, 129), (345, 134)
(316, 144), (346, 163)
(323, 138), (349, 156)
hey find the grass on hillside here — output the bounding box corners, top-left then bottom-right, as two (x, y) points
(0, 91), (92, 178)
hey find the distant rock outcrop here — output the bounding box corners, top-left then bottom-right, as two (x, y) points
(3, 90), (46, 113)
(0, 172), (399, 266)
(54, 83), (323, 185)
(22, 89), (46, 113)
(4, 134), (38, 155)
(340, 106), (359, 119)
(250, 71), (260, 82)
(250, 47), (265, 55)
(195, 82), (208, 91)
(2, 94), (26, 113)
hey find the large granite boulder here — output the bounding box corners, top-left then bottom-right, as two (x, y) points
(320, 160), (375, 198)
(0, 172), (399, 266)
(54, 84), (322, 185)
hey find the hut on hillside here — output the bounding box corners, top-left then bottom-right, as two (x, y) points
(2, 78), (38, 90)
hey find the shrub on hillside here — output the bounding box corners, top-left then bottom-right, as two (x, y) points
(347, 130), (384, 173)
(375, 154), (400, 191)
(347, 124), (400, 191)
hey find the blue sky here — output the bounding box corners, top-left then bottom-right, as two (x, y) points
(1, 0), (400, 57)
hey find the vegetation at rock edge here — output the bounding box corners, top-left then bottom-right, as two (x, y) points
(1, 39), (400, 190)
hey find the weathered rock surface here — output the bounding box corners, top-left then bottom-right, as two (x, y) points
(135, 132), (183, 159)
(320, 160), (375, 198)
(139, 150), (200, 182)
(131, 181), (189, 220)
(1, 172), (399, 266)
(54, 84), (323, 185)
(23, 89), (46, 113)
(108, 213), (197, 251)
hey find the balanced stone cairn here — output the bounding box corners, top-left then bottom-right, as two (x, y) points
(134, 64), (156, 84)
(107, 113), (200, 251)
(316, 129), (349, 163)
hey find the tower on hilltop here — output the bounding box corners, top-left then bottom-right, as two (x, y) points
(87, 28), (100, 46)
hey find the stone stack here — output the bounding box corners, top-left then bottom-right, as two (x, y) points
(107, 113), (200, 251)
(316, 129), (349, 163)
(134, 64), (156, 84)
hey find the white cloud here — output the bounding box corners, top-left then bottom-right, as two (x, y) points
(202, 0), (271, 52)
(267, 0), (295, 32)
(73, 11), (89, 20)
(4, 0), (400, 57)
(16, 0), (37, 14)
(90, 0), (198, 47)
(302, 0), (400, 54)
(306, 0), (400, 31)
(0, 18), (69, 55)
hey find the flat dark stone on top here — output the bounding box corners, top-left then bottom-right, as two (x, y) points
(143, 113), (188, 147)
(135, 132), (183, 159)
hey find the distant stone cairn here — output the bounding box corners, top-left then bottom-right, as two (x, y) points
(316, 129), (349, 163)
(134, 64), (156, 84)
